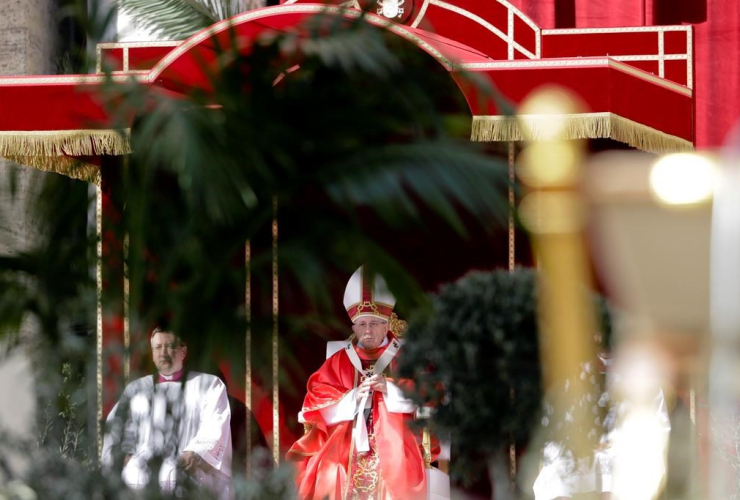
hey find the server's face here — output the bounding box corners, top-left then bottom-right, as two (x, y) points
(151, 331), (187, 375)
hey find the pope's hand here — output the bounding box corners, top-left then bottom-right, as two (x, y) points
(367, 374), (387, 394)
(356, 375), (387, 401)
(370, 375), (388, 394)
(178, 451), (204, 473)
(356, 381), (372, 401)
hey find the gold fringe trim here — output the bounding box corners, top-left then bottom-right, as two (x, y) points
(471, 113), (694, 154)
(4, 155), (101, 185)
(0, 129), (132, 185)
(0, 129), (131, 157)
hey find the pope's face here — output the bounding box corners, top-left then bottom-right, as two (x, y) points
(352, 318), (388, 350)
(151, 331), (187, 376)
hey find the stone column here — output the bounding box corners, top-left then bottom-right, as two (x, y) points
(0, 0), (55, 254)
(0, 0), (56, 480)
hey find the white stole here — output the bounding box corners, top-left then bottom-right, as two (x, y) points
(343, 337), (402, 452)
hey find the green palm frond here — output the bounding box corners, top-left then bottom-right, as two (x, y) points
(324, 142), (508, 236)
(297, 14), (401, 77)
(117, 0), (243, 40)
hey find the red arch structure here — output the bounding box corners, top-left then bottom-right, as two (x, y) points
(0, 2), (694, 184)
(0, 0), (695, 462)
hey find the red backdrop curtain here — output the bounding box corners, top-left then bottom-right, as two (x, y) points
(508, 0), (740, 149)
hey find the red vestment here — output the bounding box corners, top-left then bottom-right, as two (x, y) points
(287, 337), (426, 500)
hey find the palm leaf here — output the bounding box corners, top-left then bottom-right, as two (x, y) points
(298, 14), (401, 77)
(117, 0), (236, 40)
(324, 142), (508, 236)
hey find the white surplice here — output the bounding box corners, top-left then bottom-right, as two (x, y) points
(101, 371), (232, 499)
(533, 370), (670, 500)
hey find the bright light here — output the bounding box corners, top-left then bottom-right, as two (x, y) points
(519, 192), (584, 234)
(612, 409), (670, 500)
(649, 153), (717, 206)
(519, 86), (584, 141)
(517, 142), (580, 187)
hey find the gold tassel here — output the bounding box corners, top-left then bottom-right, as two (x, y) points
(0, 129), (132, 185)
(471, 113), (694, 154)
(0, 129), (131, 157)
(4, 155), (102, 185)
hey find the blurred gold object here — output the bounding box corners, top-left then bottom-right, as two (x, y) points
(519, 192), (585, 234)
(388, 312), (407, 337)
(517, 86), (597, 467)
(422, 428), (432, 469)
(520, 88), (709, 500)
(518, 86), (587, 141)
(517, 142), (581, 188)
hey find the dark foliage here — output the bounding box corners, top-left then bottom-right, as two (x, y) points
(399, 268), (611, 482)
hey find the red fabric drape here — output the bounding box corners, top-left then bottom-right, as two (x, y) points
(508, 0), (740, 148)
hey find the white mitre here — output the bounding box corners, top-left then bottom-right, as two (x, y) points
(343, 266), (395, 322)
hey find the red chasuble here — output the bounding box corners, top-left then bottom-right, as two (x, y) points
(287, 335), (426, 500)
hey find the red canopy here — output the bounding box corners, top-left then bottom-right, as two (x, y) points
(0, 1), (694, 183)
